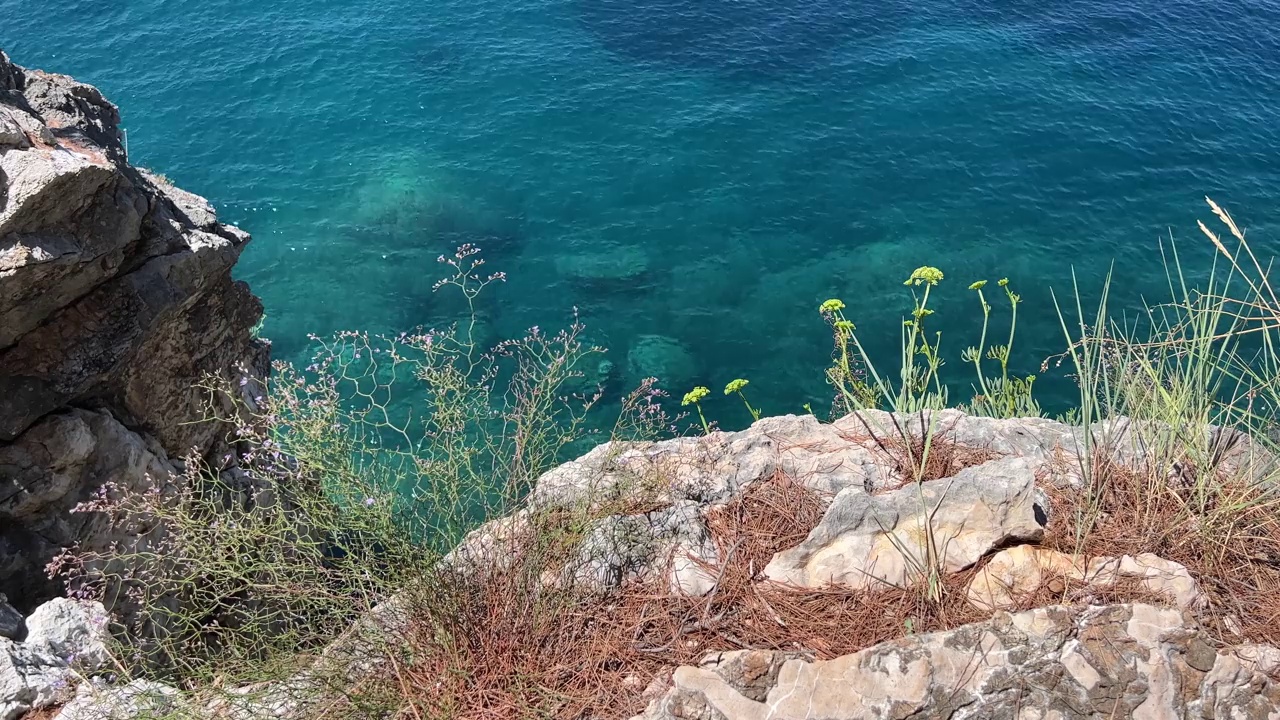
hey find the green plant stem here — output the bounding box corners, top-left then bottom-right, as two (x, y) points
(1002, 286), (1019, 389)
(694, 402), (710, 434)
(971, 290), (992, 399)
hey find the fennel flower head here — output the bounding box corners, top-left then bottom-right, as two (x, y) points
(682, 386), (710, 406)
(724, 378), (749, 395)
(968, 280), (987, 291)
(904, 266), (944, 287)
(819, 298), (846, 314)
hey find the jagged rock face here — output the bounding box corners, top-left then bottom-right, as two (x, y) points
(0, 50), (266, 610)
(636, 604), (1280, 720)
(0, 598), (111, 720)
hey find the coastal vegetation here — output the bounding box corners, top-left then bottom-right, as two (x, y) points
(54, 199), (1280, 718)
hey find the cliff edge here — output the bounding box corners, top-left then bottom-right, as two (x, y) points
(0, 50), (267, 610)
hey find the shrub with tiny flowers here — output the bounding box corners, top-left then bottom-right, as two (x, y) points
(51, 244), (677, 698)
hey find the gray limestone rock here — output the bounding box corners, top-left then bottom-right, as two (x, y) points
(1, 636), (72, 720)
(0, 598), (109, 720)
(24, 599), (111, 670)
(566, 500), (718, 594)
(55, 679), (180, 720)
(0, 51), (267, 609)
(0, 108), (28, 149)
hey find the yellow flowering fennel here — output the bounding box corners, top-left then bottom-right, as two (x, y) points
(724, 378), (760, 421)
(682, 386), (711, 434)
(898, 267), (946, 408)
(818, 299), (878, 410)
(962, 276), (1037, 417)
(824, 266), (950, 411)
(819, 298), (846, 314)
(904, 266), (944, 287)
(820, 267), (1037, 419)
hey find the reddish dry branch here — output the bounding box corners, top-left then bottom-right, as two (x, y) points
(367, 445), (1280, 719)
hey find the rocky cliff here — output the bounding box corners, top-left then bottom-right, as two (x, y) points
(0, 50), (267, 611)
(4, 50), (1280, 720)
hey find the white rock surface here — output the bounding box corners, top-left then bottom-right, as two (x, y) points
(967, 545), (1204, 612)
(0, 599), (111, 720)
(2, 637), (70, 720)
(55, 679), (180, 720)
(763, 457), (1049, 590)
(636, 604), (1280, 720)
(25, 599), (112, 669)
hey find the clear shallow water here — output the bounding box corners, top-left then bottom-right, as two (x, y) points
(6, 0), (1280, 424)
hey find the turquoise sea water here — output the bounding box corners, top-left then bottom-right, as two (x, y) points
(5, 0), (1280, 423)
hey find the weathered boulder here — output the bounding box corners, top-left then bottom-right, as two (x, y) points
(1, 638), (70, 720)
(526, 410), (1101, 514)
(968, 545), (1204, 612)
(635, 604), (1280, 720)
(24, 598), (111, 669)
(529, 414), (896, 512)
(763, 457), (1050, 590)
(505, 413), (1143, 600)
(0, 50), (267, 610)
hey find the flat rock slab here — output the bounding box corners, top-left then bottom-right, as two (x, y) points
(968, 545), (1204, 612)
(764, 457), (1049, 589)
(635, 604), (1280, 720)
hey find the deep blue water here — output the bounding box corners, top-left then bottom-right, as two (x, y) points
(5, 0), (1280, 424)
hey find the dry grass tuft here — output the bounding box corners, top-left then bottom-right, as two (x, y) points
(380, 472), (1006, 719)
(840, 412), (998, 487)
(1040, 444), (1280, 645)
(703, 471), (829, 585)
